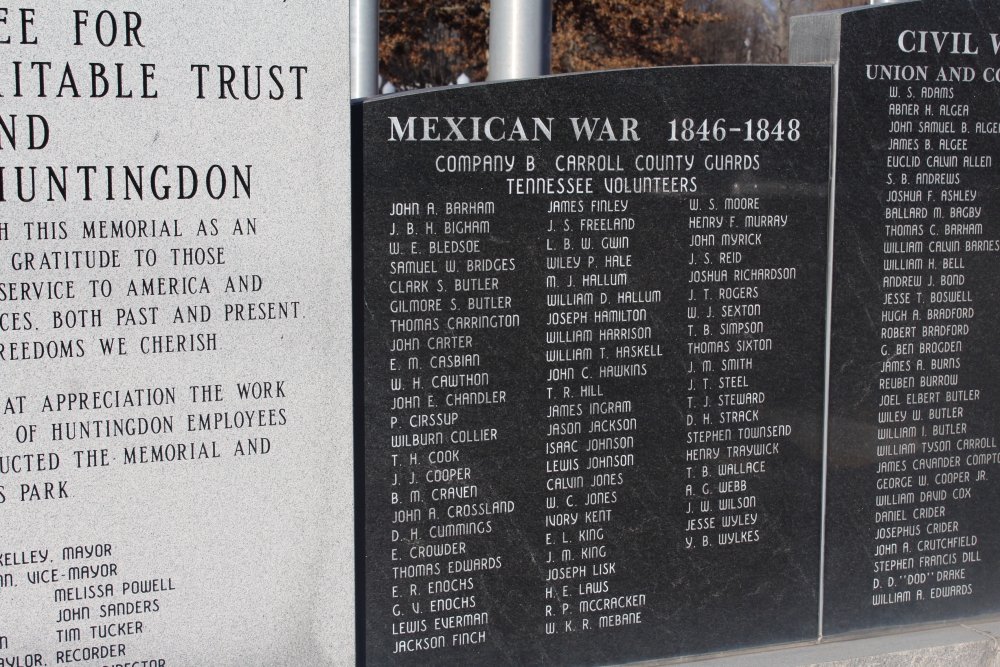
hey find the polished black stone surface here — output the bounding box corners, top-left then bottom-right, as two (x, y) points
(824, 0), (1000, 637)
(356, 66), (832, 665)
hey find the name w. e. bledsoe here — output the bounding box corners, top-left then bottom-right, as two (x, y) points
(868, 29), (1000, 84)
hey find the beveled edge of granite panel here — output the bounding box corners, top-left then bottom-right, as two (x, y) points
(605, 617), (1000, 667)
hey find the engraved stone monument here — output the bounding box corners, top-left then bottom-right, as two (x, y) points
(0, 3), (354, 663)
(357, 65), (833, 665)
(793, 0), (1000, 638)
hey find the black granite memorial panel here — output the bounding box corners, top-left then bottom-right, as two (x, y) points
(357, 66), (832, 665)
(824, 0), (1000, 636)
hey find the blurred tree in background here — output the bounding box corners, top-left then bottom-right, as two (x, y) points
(551, 0), (721, 73)
(682, 0), (868, 65)
(379, 0), (718, 89)
(378, 0), (867, 90)
(379, 0), (490, 87)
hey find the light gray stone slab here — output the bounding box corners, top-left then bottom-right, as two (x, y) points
(0, 3), (353, 665)
(626, 620), (1000, 667)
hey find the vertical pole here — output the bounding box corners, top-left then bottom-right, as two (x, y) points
(351, 0), (379, 98)
(488, 0), (552, 81)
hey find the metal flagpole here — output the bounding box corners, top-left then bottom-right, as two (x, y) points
(488, 0), (552, 81)
(351, 0), (379, 97)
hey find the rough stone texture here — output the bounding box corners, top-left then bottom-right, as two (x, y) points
(661, 622), (1000, 667)
(805, 634), (1000, 667)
